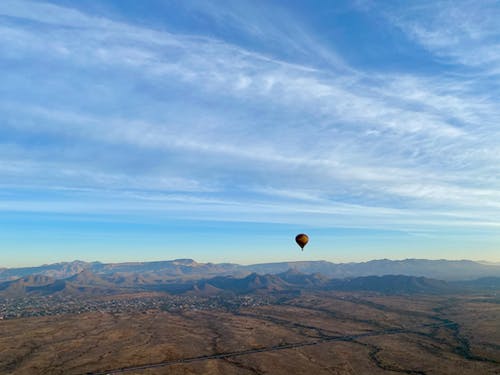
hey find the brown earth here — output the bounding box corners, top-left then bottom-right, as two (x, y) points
(0, 292), (499, 374)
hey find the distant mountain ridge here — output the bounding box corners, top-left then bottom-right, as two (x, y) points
(191, 273), (289, 295)
(243, 259), (500, 281)
(1, 258), (500, 283)
(1, 269), (482, 298)
(1, 267), (499, 298)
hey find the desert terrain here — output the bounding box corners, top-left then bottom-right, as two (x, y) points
(1, 291), (499, 375)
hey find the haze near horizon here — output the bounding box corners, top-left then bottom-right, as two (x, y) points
(1, 0), (499, 267)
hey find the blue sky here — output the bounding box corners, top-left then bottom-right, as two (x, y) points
(1, 0), (499, 267)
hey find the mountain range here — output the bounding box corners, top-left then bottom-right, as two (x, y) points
(0, 269), (458, 298)
(2, 258), (500, 283)
(1, 263), (499, 299)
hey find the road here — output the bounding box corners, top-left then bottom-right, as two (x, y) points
(85, 321), (457, 375)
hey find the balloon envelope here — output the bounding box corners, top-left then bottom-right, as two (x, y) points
(295, 233), (309, 250)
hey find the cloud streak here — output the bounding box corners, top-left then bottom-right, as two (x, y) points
(0, 0), (499, 241)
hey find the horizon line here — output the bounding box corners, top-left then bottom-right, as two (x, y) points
(3, 257), (499, 270)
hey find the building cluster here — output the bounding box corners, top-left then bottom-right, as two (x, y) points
(0, 294), (276, 320)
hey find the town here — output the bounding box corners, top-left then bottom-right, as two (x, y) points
(0, 294), (277, 320)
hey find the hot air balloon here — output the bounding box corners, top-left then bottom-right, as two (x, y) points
(295, 233), (309, 251)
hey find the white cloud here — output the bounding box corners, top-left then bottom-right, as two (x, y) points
(385, 1), (500, 71)
(0, 0), (499, 234)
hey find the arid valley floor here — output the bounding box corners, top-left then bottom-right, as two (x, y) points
(1, 291), (499, 375)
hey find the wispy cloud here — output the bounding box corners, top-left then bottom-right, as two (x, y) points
(384, 0), (500, 72)
(0, 0), (499, 239)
